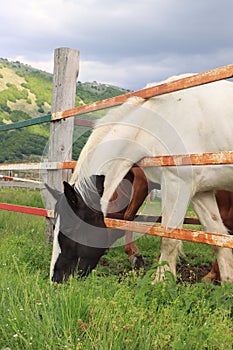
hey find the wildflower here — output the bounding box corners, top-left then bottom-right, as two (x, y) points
(78, 319), (88, 333)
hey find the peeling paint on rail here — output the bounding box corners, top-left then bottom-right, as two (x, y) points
(105, 218), (233, 248)
(138, 151), (233, 167)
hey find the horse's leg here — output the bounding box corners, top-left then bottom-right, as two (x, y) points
(191, 191), (233, 284)
(124, 230), (145, 268)
(123, 169), (149, 268)
(152, 178), (191, 283)
(202, 260), (221, 284)
(202, 190), (233, 283)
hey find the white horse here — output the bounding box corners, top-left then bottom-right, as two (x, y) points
(51, 75), (233, 283)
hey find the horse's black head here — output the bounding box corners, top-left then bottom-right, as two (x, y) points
(48, 175), (111, 283)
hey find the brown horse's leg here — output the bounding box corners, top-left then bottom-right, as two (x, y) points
(202, 260), (221, 284)
(108, 167), (159, 269)
(202, 190), (233, 283)
(123, 168), (150, 268)
(124, 230), (146, 268)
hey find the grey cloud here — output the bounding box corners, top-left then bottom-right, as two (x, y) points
(1, 0), (233, 89)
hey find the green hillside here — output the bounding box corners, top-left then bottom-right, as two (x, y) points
(0, 58), (129, 163)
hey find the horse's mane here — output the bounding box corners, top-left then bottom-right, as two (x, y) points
(69, 96), (145, 202)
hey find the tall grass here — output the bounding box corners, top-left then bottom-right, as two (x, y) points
(0, 189), (233, 349)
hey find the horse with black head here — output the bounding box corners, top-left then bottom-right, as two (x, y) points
(47, 176), (111, 283)
(47, 168), (158, 282)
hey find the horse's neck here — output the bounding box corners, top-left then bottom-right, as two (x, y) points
(70, 97), (152, 213)
(70, 97), (146, 186)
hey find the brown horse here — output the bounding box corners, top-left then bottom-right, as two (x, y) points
(107, 168), (233, 282)
(106, 167), (160, 267)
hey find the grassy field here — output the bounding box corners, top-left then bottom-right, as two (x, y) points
(0, 188), (233, 349)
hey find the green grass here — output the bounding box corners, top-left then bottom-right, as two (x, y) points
(0, 187), (44, 207)
(0, 189), (233, 349)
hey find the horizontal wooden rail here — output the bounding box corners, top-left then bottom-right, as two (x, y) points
(74, 118), (95, 127)
(128, 214), (200, 226)
(52, 63), (233, 121)
(138, 151), (233, 167)
(0, 161), (77, 171)
(0, 203), (232, 248)
(105, 218), (233, 248)
(0, 151), (232, 171)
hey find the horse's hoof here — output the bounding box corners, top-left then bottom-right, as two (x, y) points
(130, 254), (146, 269)
(151, 265), (171, 284)
(202, 272), (216, 284)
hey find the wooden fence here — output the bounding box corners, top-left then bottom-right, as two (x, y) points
(1, 47), (233, 248)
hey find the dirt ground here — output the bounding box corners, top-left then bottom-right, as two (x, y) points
(176, 257), (218, 284)
(100, 256), (219, 285)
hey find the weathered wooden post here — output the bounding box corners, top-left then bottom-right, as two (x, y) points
(45, 47), (80, 242)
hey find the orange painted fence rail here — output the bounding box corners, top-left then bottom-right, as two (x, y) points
(52, 63), (233, 121)
(0, 151), (233, 172)
(105, 218), (233, 249)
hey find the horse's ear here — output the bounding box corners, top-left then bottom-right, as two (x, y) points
(92, 175), (105, 197)
(44, 183), (62, 200)
(63, 181), (79, 206)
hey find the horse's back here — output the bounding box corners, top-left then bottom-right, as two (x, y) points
(142, 80), (233, 154)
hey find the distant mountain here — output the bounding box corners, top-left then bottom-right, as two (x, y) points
(0, 58), (130, 163)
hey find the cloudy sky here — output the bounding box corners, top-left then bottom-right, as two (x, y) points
(1, 0), (233, 90)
